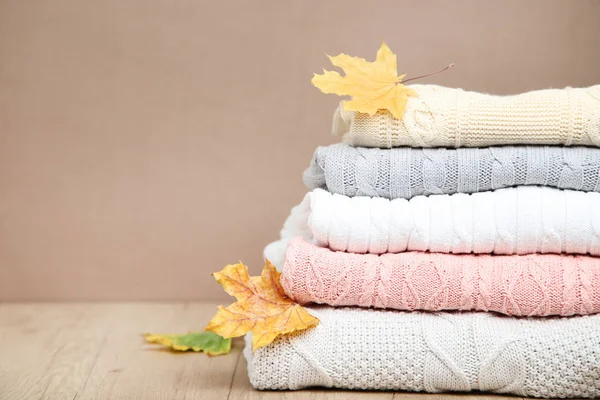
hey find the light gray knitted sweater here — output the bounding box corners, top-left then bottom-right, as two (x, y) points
(245, 307), (600, 397)
(304, 144), (600, 199)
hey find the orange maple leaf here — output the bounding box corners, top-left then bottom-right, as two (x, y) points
(205, 260), (319, 351)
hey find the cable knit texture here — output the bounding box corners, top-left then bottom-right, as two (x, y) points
(281, 237), (600, 317)
(244, 307), (600, 397)
(332, 84), (600, 148)
(271, 187), (600, 256)
(304, 143), (600, 199)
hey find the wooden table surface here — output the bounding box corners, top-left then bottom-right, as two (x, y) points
(0, 302), (532, 400)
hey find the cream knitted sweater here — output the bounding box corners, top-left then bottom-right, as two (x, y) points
(333, 84), (600, 148)
(265, 187), (600, 262)
(245, 307), (600, 397)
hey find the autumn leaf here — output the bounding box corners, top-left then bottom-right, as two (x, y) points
(144, 331), (231, 355)
(311, 41), (418, 119)
(205, 260), (319, 351)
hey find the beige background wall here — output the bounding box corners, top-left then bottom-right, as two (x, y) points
(1, 0), (600, 301)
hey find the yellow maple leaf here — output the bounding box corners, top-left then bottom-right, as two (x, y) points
(205, 260), (319, 351)
(311, 41), (418, 119)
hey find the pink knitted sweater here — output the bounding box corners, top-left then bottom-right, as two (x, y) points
(280, 237), (600, 317)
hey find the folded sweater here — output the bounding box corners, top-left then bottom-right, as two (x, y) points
(281, 237), (600, 317)
(332, 84), (600, 148)
(245, 307), (600, 397)
(304, 143), (600, 199)
(266, 187), (600, 258)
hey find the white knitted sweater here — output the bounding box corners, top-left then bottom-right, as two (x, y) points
(333, 84), (600, 148)
(245, 307), (600, 397)
(264, 187), (600, 263)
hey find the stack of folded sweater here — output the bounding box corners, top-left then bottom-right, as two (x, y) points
(248, 85), (600, 398)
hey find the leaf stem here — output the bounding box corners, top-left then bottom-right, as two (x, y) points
(399, 63), (455, 84)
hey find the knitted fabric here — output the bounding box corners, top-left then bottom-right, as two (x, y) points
(281, 237), (600, 317)
(267, 187), (600, 257)
(244, 307), (600, 397)
(332, 84), (600, 148)
(304, 143), (600, 199)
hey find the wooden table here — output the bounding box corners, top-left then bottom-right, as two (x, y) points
(0, 302), (529, 399)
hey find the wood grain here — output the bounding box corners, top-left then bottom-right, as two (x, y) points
(0, 303), (526, 399)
